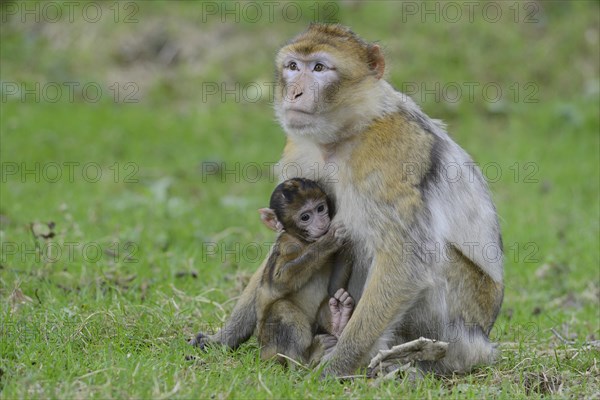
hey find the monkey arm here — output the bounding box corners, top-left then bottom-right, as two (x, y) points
(192, 252), (272, 349)
(272, 248), (329, 293)
(321, 250), (425, 377)
(269, 235), (337, 293)
(327, 247), (353, 296)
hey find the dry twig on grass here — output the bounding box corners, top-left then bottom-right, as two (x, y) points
(367, 337), (448, 379)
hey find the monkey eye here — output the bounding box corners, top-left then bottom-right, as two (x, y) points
(317, 204), (326, 213)
(288, 61), (298, 71)
(300, 213), (310, 222)
(313, 63), (325, 72)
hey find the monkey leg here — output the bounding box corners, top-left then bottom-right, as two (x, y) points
(189, 258), (268, 349)
(309, 289), (354, 366)
(396, 249), (503, 375)
(258, 300), (313, 366)
(393, 295), (499, 375)
(307, 333), (338, 366)
(320, 252), (425, 377)
(321, 245), (503, 377)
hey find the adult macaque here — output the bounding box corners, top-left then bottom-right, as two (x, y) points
(192, 24), (503, 377)
(192, 178), (353, 365)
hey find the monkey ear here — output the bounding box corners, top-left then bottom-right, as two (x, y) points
(369, 44), (385, 80)
(259, 208), (284, 232)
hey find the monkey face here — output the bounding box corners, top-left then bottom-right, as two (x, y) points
(274, 24), (385, 144)
(278, 52), (340, 129)
(293, 198), (330, 241)
(267, 178), (332, 242)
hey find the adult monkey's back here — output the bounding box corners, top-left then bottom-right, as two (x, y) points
(192, 24), (504, 377)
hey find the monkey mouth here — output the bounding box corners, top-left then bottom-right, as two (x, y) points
(284, 110), (320, 131)
(303, 227), (328, 242)
(314, 225), (330, 239)
(286, 108), (315, 116)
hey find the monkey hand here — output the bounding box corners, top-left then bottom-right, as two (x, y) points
(317, 349), (350, 380)
(188, 332), (212, 350)
(319, 221), (347, 250)
(316, 333), (338, 353)
(331, 221), (348, 244)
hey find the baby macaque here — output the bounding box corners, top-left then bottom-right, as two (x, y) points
(191, 178), (353, 365)
(256, 178), (353, 365)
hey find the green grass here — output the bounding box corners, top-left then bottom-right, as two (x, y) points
(1, 1), (599, 398)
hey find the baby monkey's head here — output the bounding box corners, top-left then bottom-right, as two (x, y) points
(259, 178), (332, 242)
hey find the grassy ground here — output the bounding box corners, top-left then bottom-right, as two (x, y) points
(1, 1), (599, 398)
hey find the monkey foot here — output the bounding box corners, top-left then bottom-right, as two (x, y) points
(188, 332), (210, 350)
(329, 288), (354, 338)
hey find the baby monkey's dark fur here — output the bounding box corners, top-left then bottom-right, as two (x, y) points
(257, 178), (349, 365)
(192, 178), (351, 366)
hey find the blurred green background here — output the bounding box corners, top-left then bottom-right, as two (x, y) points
(1, 1), (598, 398)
